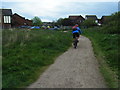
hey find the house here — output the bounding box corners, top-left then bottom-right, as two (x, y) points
(85, 15), (98, 23)
(12, 13), (32, 28)
(97, 19), (102, 26)
(0, 9), (12, 29)
(69, 15), (85, 25)
(85, 15), (97, 20)
(25, 19), (32, 26)
(12, 13), (26, 28)
(100, 16), (111, 24)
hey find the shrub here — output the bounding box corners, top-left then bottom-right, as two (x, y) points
(81, 19), (97, 28)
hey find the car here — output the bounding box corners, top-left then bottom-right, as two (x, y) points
(41, 25), (47, 29)
(19, 25), (28, 28)
(30, 26), (40, 29)
(48, 28), (55, 30)
(48, 26), (60, 30)
(18, 25), (32, 29)
(54, 26), (60, 30)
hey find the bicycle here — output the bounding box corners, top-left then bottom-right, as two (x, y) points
(73, 37), (79, 49)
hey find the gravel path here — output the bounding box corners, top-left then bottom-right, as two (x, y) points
(27, 36), (107, 88)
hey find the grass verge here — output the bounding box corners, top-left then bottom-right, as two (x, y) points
(83, 27), (119, 88)
(2, 29), (72, 88)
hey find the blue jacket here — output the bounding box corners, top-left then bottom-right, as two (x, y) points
(72, 27), (82, 34)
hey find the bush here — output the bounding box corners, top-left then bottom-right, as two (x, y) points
(100, 12), (120, 34)
(81, 19), (97, 28)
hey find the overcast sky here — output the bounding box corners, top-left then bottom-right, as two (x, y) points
(1, 0), (119, 22)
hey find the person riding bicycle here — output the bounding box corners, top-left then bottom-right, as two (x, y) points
(72, 24), (82, 42)
(72, 24), (82, 48)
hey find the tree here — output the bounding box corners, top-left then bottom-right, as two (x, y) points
(56, 18), (64, 26)
(56, 18), (73, 26)
(63, 18), (73, 26)
(32, 16), (42, 26)
(81, 19), (97, 28)
(52, 20), (57, 26)
(102, 11), (120, 34)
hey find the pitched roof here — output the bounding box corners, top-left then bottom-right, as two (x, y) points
(101, 16), (111, 19)
(85, 15), (97, 20)
(13, 13), (25, 19)
(69, 15), (85, 20)
(0, 9), (12, 15)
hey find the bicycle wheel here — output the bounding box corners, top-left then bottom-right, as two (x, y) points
(73, 39), (78, 49)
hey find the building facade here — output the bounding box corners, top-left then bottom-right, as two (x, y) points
(12, 13), (32, 28)
(0, 9), (12, 29)
(69, 15), (85, 25)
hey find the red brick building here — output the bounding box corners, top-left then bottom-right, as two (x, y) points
(69, 15), (85, 25)
(12, 13), (32, 28)
(25, 19), (32, 26)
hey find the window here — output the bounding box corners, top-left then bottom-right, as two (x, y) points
(4, 16), (11, 23)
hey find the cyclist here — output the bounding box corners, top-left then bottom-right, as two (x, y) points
(72, 24), (82, 48)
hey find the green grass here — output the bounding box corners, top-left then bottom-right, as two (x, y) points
(2, 29), (72, 88)
(83, 27), (119, 88)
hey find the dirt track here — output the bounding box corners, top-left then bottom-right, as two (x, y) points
(27, 36), (107, 88)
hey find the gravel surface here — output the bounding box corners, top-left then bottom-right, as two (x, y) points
(27, 36), (107, 88)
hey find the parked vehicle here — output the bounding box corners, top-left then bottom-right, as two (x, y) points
(49, 26), (60, 30)
(19, 25), (28, 28)
(30, 26), (40, 29)
(41, 25), (47, 29)
(18, 25), (31, 29)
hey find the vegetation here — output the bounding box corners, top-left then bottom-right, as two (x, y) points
(56, 18), (64, 26)
(82, 12), (119, 88)
(32, 16), (42, 26)
(81, 18), (97, 28)
(100, 12), (120, 34)
(2, 29), (72, 88)
(54, 18), (73, 26)
(2, 9), (119, 88)
(83, 28), (119, 88)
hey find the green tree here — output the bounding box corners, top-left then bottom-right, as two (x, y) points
(52, 20), (57, 26)
(56, 18), (73, 26)
(102, 11), (120, 34)
(62, 18), (73, 26)
(32, 16), (42, 26)
(56, 18), (64, 26)
(81, 19), (97, 28)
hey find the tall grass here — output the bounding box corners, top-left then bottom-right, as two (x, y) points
(83, 27), (119, 88)
(100, 12), (120, 34)
(2, 29), (72, 88)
